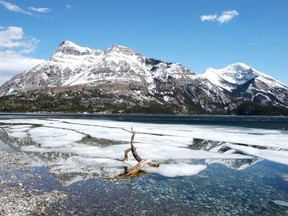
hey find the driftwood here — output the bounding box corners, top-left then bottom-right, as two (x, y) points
(116, 128), (160, 177)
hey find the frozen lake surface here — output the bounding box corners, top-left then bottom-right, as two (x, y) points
(0, 114), (288, 215)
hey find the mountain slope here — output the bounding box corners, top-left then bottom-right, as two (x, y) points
(0, 41), (195, 95)
(0, 41), (287, 115)
(202, 63), (288, 109)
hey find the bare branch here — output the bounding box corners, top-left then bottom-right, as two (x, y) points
(115, 127), (160, 177)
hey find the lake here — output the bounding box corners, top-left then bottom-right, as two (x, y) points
(0, 113), (288, 215)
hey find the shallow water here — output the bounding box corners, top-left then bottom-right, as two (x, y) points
(57, 161), (288, 215)
(0, 114), (288, 215)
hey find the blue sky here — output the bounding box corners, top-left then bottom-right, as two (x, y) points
(0, 0), (287, 85)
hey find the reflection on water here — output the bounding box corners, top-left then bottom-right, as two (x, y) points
(0, 115), (288, 215)
(45, 161), (288, 215)
(0, 125), (262, 186)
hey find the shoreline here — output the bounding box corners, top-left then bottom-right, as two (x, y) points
(0, 140), (67, 215)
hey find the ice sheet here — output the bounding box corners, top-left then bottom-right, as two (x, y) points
(226, 144), (288, 165)
(144, 164), (207, 177)
(0, 118), (287, 183)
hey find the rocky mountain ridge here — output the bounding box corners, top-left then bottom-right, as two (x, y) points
(0, 40), (287, 115)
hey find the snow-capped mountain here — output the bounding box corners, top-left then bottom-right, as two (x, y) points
(202, 63), (258, 92)
(0, 40), (195, 95)
(0, 41), (287, 115)
(202, 63), (287, 92)
(202, 63), (288, 109)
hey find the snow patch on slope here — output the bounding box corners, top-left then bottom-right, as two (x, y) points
(50, 40), (103, 69)
(201, 62), (287, 92)
(201, 63), (257, 91)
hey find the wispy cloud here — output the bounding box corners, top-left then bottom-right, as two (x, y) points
(0, 1), (51, 15)
(0, 52), (44, 84)
(0, 0), (32, 15)
(66, 5), (72, 10)
(0, 26), (23, 48)
(29, 7), (51, 13)
(0, 26), (45, 84)
(250, 36), (259, 46)
(217, 10), (239, 24)
(200, 14), (217, 22)
(200, 10), (239, 24)
(0, 26), (39, 53)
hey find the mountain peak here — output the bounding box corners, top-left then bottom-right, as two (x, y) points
(228, 62), (251, 70)
(55, 40), (93, 56)
(58, 40), (78, 48)
(105, 44), (139, 56)
(202, 63), (257, 91)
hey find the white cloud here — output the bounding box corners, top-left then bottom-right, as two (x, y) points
(0, 26), (45, 85)
(200, 10), (239, 24)
(0, 52), (44, 85)
(0, 0), (32, 15)
(0, 26), (23, 48)
(200, 14), (217, 22)
(29, 7), (51, 13)
(0, 26), (39, 53)
(217, 10), (239, 24)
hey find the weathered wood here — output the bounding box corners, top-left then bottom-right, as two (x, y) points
(130, 129), (160, 167)
(121, 159), (151, 177)
(115, 128), (160, 177)
(130, 129), (143, 162)
(124, 148), (131, 161)
(147, 161), (160, 167)
(115, 148), (131, 161)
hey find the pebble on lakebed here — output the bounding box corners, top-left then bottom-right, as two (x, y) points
(0, 147), (68, 215)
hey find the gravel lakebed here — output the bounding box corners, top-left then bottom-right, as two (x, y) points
(0, 140), (68, 215)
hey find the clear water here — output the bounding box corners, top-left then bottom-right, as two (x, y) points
(59, 161), (288, 216)
(0, 114), (288, 215)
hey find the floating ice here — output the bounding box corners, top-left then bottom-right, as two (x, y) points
(144, 164), (207, 177)
(0, 117), (287, 184)
(226, 144), (288, 165)
(28, 127), (86, 147)
(273, 200), (288, 208)
(5, 124), (32, 138)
